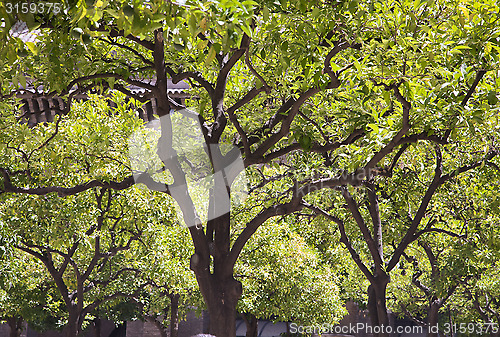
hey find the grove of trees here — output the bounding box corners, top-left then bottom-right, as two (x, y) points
(1, 0), (500, 337)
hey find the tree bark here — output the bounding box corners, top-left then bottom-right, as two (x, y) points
(241, 313), (258, 337)
(146, 315), (168, 337)
(427, 299), (441, 337)
(64, 320), (78, 337)
(92, 318), (101, 337)
(64, 309), (80, 337)
(206, 278), (241, 337)
(195, 273), (242, 337)
(170, 294), (180, 337)
(6, 316), (23, 337)
(367, 285), (379, 327)
(367, 277), (390, 337)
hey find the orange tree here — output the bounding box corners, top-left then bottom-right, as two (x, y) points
(1, 0), (500, 335)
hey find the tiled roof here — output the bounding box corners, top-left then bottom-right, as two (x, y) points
(7, 21), (191, 95)
(128, 80), (190, 95)
(6, 21), (190, 125)
(19, 96), (180, 126)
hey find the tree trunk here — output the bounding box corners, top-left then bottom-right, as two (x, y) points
(92, 318), (101, 337)
(427, 300), (440, 337)
(197, 274), (242, 337)
(147, 316), (168, 337)
(170, 294), (180, 337)
(189, 210), (242, 337)
(367, 285), (379, 327)
(64, 310), (79, 337)
(367, 278), (390, 337)
(6, 316), (23, 337)
(241, 313), (258, 337)
(64, 321), (78, 337)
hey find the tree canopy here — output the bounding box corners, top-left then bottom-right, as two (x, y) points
(1, 0), (500, 336)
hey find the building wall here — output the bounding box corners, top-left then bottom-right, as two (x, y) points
(125, 321), (145, 337)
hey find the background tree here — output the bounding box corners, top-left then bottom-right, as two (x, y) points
(0, 96), (180, 337)
(131, 221), (202, 337)
(391, 237), (472, 336)
(442, 165), (500, 337)
(1, 187), (156, 337)
(0, 246), (64, 337)
(235, 217), (346, 336)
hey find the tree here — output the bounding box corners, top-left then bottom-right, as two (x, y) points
(1, 0), (500, 336)
(235, 217), (346, 336)
(0, 247), (64, 337)
(461, 262), (500, 337)
(382, 147), (500, 337)
(439, 165), (500, 337)
(391, 237), (472, 336)
(131, 220), (202, 337)
(0, 96), (180, 337)
(1, 187), (158, 337)
(387, 169), (492, 336)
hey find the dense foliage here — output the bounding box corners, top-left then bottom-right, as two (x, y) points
(1, 0), (500, 336)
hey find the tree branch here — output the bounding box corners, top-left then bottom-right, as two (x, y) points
(387, 146), (442, 271)
(228, 198), (303, 267)
(366, 182), (384, 263)
(245, 128), (365, 165)
(342, 186), (384, 269)
(226, 86), (267, 158)
(303, 202), (375, 283)
(0, 171), (135, 196)
(166, 68), (215, 97)
(90, 26), (154, 50)
(101, 37), (154, 66)
(245, 46), (271, 94)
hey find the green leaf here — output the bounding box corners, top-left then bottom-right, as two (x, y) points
(25, 42), (38, 55)
(18, 74), (26, 89)
(173, 43), (185, 51)
(367, 123), (379, 133)
(197, 40), (208, 50)
(82, 34), (92, 44)
(17, 48), (29, 58)
(348, 0), (358, 13)
(298, 135), (312, 151)
(189, 14), (198, 36)
(123, 5), (134, 18)
(106, 8), (121, 18)
(71, 28), (83, 39)
(487, 91), (498, 105)
(200, 17), (208, 31)
(205, 45), (216, 66)
(240, 23), (253, 38)
(263, 6), (269, 22)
